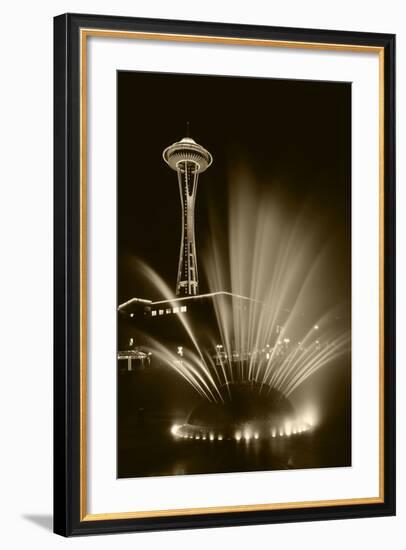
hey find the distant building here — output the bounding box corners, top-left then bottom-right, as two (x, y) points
(118, 291), (261, 354)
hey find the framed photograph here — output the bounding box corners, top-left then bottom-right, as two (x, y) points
(54, 13), (395, 536)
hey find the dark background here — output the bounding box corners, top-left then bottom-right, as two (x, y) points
(117, 71), (351, 304)
(117, 72), (351, 477)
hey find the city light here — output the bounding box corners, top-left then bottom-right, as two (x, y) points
(170, 418), (314, 443)
(171, 424), (180, 436)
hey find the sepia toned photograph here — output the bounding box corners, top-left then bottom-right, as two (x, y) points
(116, 70), (352, 479)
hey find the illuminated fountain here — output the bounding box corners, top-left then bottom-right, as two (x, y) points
(119, 134), (351, 443)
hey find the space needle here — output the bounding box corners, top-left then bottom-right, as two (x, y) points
(163, 126), (213, 296)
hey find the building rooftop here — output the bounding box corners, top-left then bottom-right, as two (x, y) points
(118, 290), (260, 313)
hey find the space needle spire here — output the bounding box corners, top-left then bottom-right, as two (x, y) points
(163, 128), (213, 296)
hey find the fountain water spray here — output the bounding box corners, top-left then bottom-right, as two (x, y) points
(121, 148), (350, 441)
(130, 176), (349, 407)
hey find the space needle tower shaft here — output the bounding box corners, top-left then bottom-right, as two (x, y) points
(163, 130), (213, 296)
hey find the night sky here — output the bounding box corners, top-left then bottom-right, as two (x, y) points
(117, 71), (351, 305)
(117, 72), (352, 477)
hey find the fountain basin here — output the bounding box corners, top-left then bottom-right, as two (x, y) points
(171, 382), (312, 441)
